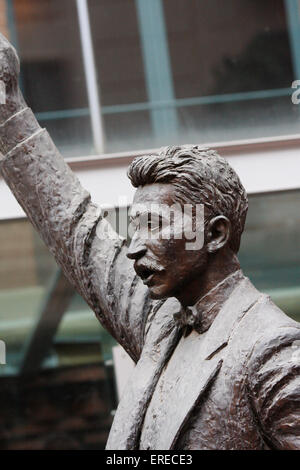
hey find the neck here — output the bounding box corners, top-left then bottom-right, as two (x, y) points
(176, 250), (241, 307)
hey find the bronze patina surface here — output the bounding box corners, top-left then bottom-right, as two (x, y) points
(0, 34), (299, 450)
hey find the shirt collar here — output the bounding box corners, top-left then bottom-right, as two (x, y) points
(173, 269), (245, 337)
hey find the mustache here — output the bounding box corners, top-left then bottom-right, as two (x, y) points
(134, 260), (165, 278)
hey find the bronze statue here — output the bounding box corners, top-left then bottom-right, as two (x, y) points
(0, 34), (299, 450)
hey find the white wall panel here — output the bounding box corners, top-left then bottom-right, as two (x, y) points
(1, 145), (300, 220)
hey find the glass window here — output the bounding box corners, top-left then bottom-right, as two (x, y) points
(239, 189), (300, 322)
(12, 0), (93, 157)
(164, 0), (298, 143)
(4, 0), (299, 156)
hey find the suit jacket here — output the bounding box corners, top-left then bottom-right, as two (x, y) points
(0, 110), (299, 450)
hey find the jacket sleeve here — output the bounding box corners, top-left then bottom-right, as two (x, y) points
(0, 108), (153, 362)
(247, 324), (300, 450)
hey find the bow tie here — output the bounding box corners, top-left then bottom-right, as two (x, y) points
(173, 306), (203, 337)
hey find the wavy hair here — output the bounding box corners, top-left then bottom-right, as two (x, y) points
(127, 145), (248, 253)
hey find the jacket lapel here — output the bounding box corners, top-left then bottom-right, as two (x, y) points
(106, 297), (181, 450)
(203, 277), (261, 361)
(140, 277), (261, 450)
(107, 277), (261, 450)
(139, 330), (223, 450)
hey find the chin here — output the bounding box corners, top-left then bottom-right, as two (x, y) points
(148, 288), (167, 300)
(148, 284), (175, 300)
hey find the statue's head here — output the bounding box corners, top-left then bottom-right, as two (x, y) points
(126, 145), (248, 304)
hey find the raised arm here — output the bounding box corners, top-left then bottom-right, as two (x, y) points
(0, 33), (153, 362)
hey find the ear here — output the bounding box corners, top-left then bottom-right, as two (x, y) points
(207, 215), (231, 253)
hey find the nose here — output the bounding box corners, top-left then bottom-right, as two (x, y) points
(127, 234), (147, 260)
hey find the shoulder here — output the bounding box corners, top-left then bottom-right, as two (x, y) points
(248, 293), (300, 350)
(240, 293), (300, 387)
(230, 281), (300, 370)
(236, 276), (299, 342)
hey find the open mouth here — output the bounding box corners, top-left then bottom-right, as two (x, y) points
(137, 266), (155, 283)
(135, 261), (165, 287)
(135, 264), (161, 286)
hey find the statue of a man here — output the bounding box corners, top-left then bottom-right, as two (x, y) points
(0, 34), (299, 450)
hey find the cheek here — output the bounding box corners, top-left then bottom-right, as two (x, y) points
(147, 239), (177, 261)
(147, 238), (207, 273)
(177, 246), (208, 275)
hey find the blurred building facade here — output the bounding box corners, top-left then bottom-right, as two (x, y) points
(0, 0), (299, 449)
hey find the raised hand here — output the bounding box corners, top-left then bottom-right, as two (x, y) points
(0, 32), (25, 125)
